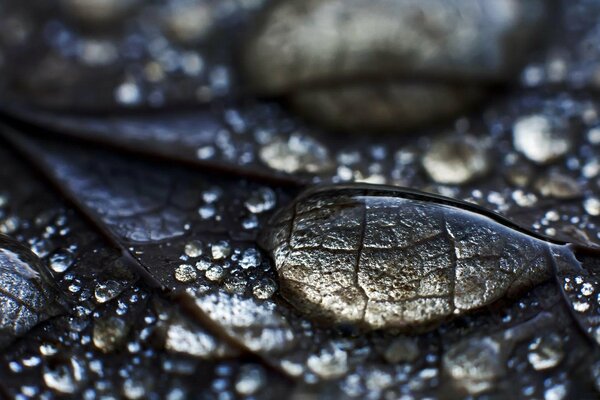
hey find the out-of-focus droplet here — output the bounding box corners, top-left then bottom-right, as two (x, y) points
(534, 172), (581, 199)
(443, 337), (503, 395)
(245, 188), (276, 214)
(259, 134), (333, 174)
(513, 115), (571, 164)
(584, 197), (600, 216)
(422, 135), (490, 185)
(235, 365), (266, 396)
(307, 345), (349, 379)
(93, 315), (128, 353)
(527, 333), (564, 370)
(43, 357), (87, 394)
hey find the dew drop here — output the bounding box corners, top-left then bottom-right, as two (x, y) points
(184, 240), (204, 258)
(252, 278), (277, 300)
(49, 248), (75, 273)
(307, 345), (349, 379)
(94, 280), (122, 304)
(43, 358), (87, 394)
(527, 333), (564, 370)
(174, 264), (197, 283)
(239, 248), (261, 269)
(198, 204), (216, 220)
(93, 316), (128, 353)
(422, 135), (489, 185)
(584, 197), (600, 217)
(259, 134), (333, 174)
(235, 365), (265, 396)
(245, 188), (276, 214)
(205, 265), (224, 282)
(211, 241), (231, 260)
(513, 115), (571, 164)
(0, 234), (62, 348)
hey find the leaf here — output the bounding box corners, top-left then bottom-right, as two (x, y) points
(0, 127), (290, 398)
(1, 124), (598, 400)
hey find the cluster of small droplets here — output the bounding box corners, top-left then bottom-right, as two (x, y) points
(563, 274), (600, 342)
(174, 239), (277, 300)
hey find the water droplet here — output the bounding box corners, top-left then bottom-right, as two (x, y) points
(235, 365), (265, 396)
(184, 240), (204, 258)
(573, 301), (590, 313)
(224, 275), (247, 294)
(49, 248), (74, 273)
(239, 248), (261, 269)
(534, 172), (581, 199)
(422, 135), (489, 185)
(122, 378), (147, 400)
(443, 337), (503, 395)
(260, 185), (553, 329)
(513, 115), (571, 164)
(245, 188), (276, 214)
(202, 187), (222, 203)
(198, 204), (216, 220)
(175, 264), (197, 283)
(211, 241), (231, 260)
(544, 383), (567, 400)
(205, 265), (224, 282)
(115, 81), (141, 106)
(252, 278), (277, 300)
(307, 345), (349, 379)
(43, 357), (87, 394)
(93, 316), (128, 353)
(584, 197), (600, 217)
(94, 280), (122, 303)
(382, 336), (420, 363)
(197, 146), (216, 160)
(527, 333), (564, 370)
(587, 125), (600, 144)
(259, 134), (333, 174)
(0, 234), (62, 348)
(582, 282), (595, 296)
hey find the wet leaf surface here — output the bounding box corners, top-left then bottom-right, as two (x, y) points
(0, 0), (600, 398)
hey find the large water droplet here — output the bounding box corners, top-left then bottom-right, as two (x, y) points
(0, 234), (63, 348)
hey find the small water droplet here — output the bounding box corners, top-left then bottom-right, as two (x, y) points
(422, 135), (489, 185)
(513, 115), (571, 164)
(93, 316), (128, 353)
(259, 134), (333, 174)
(184, 240), (203, 258)
(235, 365), (265, 396)
(239, 248), (261, 269)
(584, 197), (600, 217)
(49, 249), (74, 273)
(174, 264), (197, 283)
(211, 241), (231, 260)
(252, 278), (277, 300)
(527, 333), (564, 370)
(43, 358), (86, 394)
(198, 204), (216, 220)
(94, 280), (122, 304)
(307, 345), (349, 379)
(205, 265), (224, 282)
(245, 188), (276, 214)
